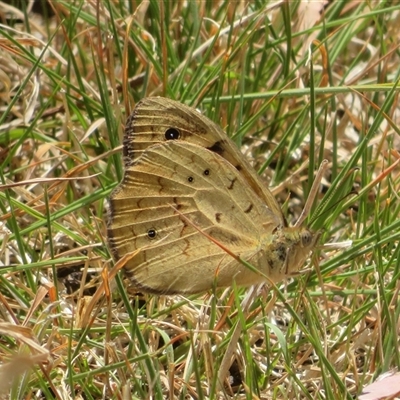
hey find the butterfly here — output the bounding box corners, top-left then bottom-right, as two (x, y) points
(107, 97), (319, 294)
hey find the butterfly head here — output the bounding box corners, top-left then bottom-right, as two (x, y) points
(262, 226), (319, 282)
(282, 227), (320, 276)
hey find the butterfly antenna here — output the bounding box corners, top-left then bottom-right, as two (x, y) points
(308, 166), (360, 227)
(295, 159), (329, 228)
(311, 190), (358, 225)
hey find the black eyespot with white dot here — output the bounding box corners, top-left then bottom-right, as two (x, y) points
(165, 127), (180, 140)
(203, 169), (210, 176)
(188, 176), (194, 183)
(147, 229), (157, 239)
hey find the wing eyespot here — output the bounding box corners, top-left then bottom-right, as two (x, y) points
(147, 229), (157, 239)
(203, 169), (210, 176)
(187, 176), (194, 183)
(165, 127), (180, 140)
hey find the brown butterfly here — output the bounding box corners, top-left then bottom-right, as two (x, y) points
(107, 97), (318, 294)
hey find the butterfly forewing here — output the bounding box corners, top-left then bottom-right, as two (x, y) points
(123, 97), (285, 221)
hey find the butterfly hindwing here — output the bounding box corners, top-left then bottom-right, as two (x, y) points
(108, 141), (281, 294)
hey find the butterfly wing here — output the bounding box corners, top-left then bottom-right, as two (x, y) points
(123, 97), (285, 223)
(108, 141), (282, 294)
